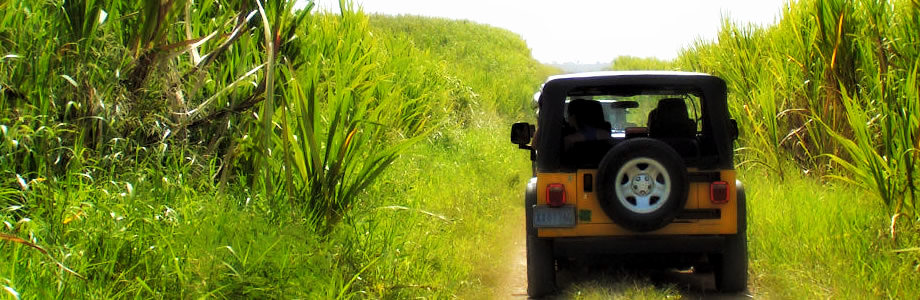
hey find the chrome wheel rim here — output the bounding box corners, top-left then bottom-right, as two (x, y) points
(614, 157), (671, 214)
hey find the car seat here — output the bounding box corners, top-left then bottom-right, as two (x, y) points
(648, 98), (699, 160)
(563, 99), (613, 168)
(648, 98), (695, 138)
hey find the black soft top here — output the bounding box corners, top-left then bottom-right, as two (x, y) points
(535, 71), (734, 171)
(546, 70), (712, 81)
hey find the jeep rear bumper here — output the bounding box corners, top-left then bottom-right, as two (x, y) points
(551, 235), (729, 256)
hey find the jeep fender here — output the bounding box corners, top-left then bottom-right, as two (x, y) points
(736, 179), (746, 234)
(525, 177), (538, 236)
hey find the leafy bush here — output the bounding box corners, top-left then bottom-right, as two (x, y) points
(1, 0), (551, 297)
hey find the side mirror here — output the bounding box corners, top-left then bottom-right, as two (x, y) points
(511, 122), (535, 146)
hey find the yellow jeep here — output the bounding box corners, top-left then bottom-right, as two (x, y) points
(511, 71), (747, 297)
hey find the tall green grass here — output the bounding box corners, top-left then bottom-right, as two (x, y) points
(607, 56), (677, 71)
(369, 15), (557, 119)
(600, 1), (919, 296)
(676, 0), (920, 222)
(251, 5), (455, 231)
(1, 0), (551, 297)
(742, 171), (920, 298)
(0, 0), (456, 230)
(323, 123), (532, 298)
(0, 149), (373, 298)
(661, 1), (920, 296)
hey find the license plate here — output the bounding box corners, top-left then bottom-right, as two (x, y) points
(533, 205), (576, 228)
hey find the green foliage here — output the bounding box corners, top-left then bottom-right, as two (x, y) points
(60, 0), (104, 43)
(672, 2), (920, 295)
(607, 56), (676, 71)
(2, 0), (919, 298)
(325, 124), (532, 298)
(270, 10), (439, 231)
(743, 172), (920, 298)
(226, 6), (463, 231)
(0, 0), (550, 297)
(369, 15), (556, 119)
(0, 150), (358, 298)
(677, 0), (920, 219)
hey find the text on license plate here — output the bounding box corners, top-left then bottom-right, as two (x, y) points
(533, 205), (576, 228)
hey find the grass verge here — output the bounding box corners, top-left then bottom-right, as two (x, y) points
(0, 113), (538, 298)
(744, 170), (920, 299)
(337, 112), (532, 298)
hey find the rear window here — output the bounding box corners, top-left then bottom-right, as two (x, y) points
(564, 93), (703, 134)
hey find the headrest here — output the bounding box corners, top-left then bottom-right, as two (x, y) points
(648, 98), (695, 138)
(568, 99), (608, 130)
(656, 98), (690, 120)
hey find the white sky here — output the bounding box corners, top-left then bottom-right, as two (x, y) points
(307, 0), (787, 64)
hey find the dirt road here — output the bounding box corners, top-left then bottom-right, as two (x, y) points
(495, 213), (531, 299)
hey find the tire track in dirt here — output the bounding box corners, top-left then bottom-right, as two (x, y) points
(496, 212), (529, 299)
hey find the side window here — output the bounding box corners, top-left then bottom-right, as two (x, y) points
(683, 95), (703, 132)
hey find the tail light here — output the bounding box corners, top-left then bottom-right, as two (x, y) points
(546, 183), (566, 207)
(710, 181), (728, 204)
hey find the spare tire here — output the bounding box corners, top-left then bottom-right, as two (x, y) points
(597, 138), (688, 232)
